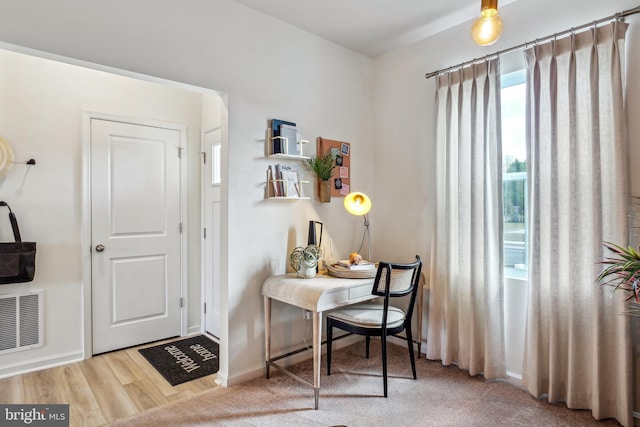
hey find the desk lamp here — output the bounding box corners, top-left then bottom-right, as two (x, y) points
(344, 192), (372, 261)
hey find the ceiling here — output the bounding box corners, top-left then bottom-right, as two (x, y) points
(232, 0), (517, 57)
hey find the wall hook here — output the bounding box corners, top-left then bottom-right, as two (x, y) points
(12, 158), (36, 165)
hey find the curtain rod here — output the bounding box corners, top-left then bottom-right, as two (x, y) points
(424, 5), (640, 79)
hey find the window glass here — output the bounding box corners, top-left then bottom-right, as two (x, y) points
(501, 70), (527, 278)
(211, 143), (221, 186)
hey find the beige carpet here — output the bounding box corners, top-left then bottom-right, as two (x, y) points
(110, 341), (620, 426)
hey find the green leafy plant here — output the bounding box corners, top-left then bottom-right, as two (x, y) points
(304, 151), (336, 181)
(596, 242), (640, 309)
(290, 245), (322, 270)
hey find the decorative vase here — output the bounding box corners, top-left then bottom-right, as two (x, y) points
(296, 263), (317, 279)
(319, 180), (331, 203)
(290, 245), (322, 279)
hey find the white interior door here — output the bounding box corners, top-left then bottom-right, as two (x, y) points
(91, 118), (183, 355)
(202, 127), (221, 338)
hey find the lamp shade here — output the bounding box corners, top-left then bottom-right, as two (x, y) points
(471, 0), (503, 46)
(344, 192), (371, 216)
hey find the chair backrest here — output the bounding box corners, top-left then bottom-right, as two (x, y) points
(371, 256), (422, 328)
(372, 256), (422, 298)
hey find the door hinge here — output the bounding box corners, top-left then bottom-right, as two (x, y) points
(179, 223), (183, 233)
(178, 147), (184, 158)
(180, 298), (184, 308)
(204, 302), (207, 314)
(203, 227), (207, 239)
(200, 151), (207, 164)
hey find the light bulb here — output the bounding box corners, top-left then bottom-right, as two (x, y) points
(471, 3), (503, 46)
(344, 192), (371, 216)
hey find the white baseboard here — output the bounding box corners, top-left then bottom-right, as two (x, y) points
(505, 370), (522, 386)
(0, 350), (84, 379)
(187, 324), (202, 336)
(223, 335), (362, 387)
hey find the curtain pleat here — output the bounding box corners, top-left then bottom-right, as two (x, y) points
(522, 22), (632, 426)
(428, 59), (506, 379)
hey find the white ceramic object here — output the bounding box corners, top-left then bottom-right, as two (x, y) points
(296, 264), (317, 279)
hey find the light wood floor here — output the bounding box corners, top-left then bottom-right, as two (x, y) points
(0, 337), (219, 427)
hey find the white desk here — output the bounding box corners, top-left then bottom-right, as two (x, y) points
(261, 272), (424, 409)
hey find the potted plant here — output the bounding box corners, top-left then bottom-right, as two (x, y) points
(304, 151), (336, 203)
(596, 242), (640, 315)
(290, 245), (322, 278)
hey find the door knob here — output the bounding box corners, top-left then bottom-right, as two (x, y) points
(95, 244), (105, 252)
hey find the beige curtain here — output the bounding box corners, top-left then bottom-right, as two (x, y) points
(427, 60), (506, 379)
(522, 22), (632, 426)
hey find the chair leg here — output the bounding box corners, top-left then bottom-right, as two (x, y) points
(326, 319), (333, 376)
(406, 326), (417, 380)
(381, 334), (388, 398)
(365, 336), (370, 359)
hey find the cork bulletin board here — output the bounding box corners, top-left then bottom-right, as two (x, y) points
(317, 137), (350, 198)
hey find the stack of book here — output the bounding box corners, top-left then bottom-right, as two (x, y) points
(337, 260), (376, 271)
(269, 164), (301, 198)
(270, 118), (301, 156)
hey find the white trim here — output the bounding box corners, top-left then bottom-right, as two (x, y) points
(505, 370), (523, 386)
(200, 126), (222, 337)
(0, 350), (84, 379)
(179, 119), (189, 338)
(81, 114), (92, 360)
(81, 111), (189, 358)
(188, 324), (202, 336)
(0, 42), (221, 98)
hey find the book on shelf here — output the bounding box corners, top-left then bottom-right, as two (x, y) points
(268, 165), (280, 197)
(274, 164), (284, 196)
(279, 164), (301, 197)
(279, 123), (301, 156)
(337, 260), (376, 270)
(270, 119), (296, 154)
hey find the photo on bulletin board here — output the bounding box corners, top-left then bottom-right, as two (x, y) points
(317, 137), (350, 198)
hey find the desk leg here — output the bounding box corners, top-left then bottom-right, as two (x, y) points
(264, 296), (271, 379)
(417, 285), (423, 358)
(312, 310), (322, 410)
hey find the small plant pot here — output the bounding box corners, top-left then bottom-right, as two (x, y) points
(289, 245), (322, 279)
(296, 264), (317, 279)
(319, 180), (331, 203)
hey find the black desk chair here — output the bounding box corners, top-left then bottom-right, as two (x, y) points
(326, 255), (422, 397)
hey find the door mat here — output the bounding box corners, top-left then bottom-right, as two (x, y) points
(139, 335), (219, 386)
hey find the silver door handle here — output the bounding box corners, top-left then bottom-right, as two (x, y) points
(95, 244), (105, 252)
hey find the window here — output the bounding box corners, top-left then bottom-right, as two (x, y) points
(211, 142), (221, 185)
(501, 70), (527, 279)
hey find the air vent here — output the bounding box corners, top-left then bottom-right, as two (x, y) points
(0, 291), (43, 354)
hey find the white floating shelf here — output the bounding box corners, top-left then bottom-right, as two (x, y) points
(268, 153), (310, 160)
(267, 196), (311, 201)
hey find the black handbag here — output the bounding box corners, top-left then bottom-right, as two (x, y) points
(0, 201), (36, 284)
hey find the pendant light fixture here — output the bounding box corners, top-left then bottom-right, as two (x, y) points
(471, 0), (503, 46)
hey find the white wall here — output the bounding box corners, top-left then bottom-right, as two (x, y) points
(372, 0), (640, 400)
(0, 49), (214, 374)
(0, 0), (373, 384)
